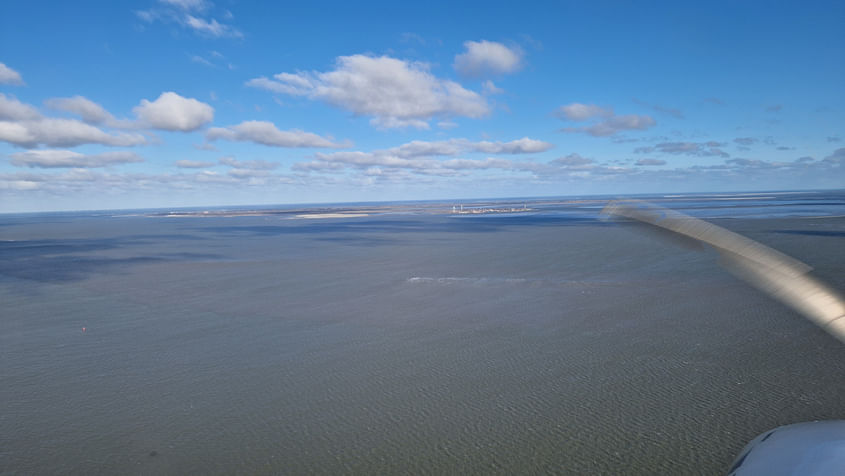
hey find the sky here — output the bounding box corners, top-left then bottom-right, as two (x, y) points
(0, 0), (843, 212)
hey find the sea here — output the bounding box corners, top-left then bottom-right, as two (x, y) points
(2, 190), (844, 475)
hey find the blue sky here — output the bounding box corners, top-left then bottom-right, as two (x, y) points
(0, 0), (843, 212)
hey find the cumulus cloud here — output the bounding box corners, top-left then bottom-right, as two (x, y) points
(246, 54), (490, 129)
(0, 118), (147, 148)
(635, 141), (729, 158)
(453, 40), (523, 78)
(0, 94), (41, 120)
(175, 159), (215, 168)
(635, 158), (666, 166)
(557, 102), (655, 137)
(10, 149), (143, 168)
(45, 96), (120, 125)
(0, 63), (24, 85)
(207, 120), (344, 148)
(1, 94), (146, 147)
(133, 92), (214, 132)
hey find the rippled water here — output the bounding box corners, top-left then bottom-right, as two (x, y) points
(2, 192), (845, 475)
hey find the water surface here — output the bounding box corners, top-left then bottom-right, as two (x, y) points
(2, 191), (845, 475)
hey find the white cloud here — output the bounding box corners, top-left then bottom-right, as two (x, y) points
(823, 147), (845, 164)
(190, 55), (215, 67)
(10, 149), (143, 168)
(472, 138), (552, 154)
(218, 155), (278, 170)
(159, 0), (208, 11)
(733, 137), (757, 146)
(133, 92), (214, 132)
(136, 0), (241, 39)
(244, 76), (304, 95)
(551, 153), (594, 167)
(292, 136), (552, 175)
(175, 159), (215, 168)
(482, 80), (504, 95)
(558, 102), (656, 137)
(580, 115), (656, 137)
(453, 40), (523, 78)
(0, 63), (24, 85)
(45, 96), (114, 124)
(0, 167), (306, 197)
(556, 103), (612, 121)
(383, 137), (552, 158)
(207, 120), (345, 148)
(295, 151), (515, 176)
(0, 118), (147, 148)
(247, 55), (490, 129)
(635, 141), (729, 158)
(184, 15), (242, 38)
(387, 140), (463, 158)
(441, 157), (512, 170)
(0, 94), (41, 120)
(227, 168), (272, 179)
(635, 158), (666, 166)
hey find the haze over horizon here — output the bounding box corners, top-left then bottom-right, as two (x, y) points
(1, 0), (843, 213)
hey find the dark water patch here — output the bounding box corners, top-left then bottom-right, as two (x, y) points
(772, 229), (845, 237)
(121, 233), (209, 242)
(0, 239), (121, 258)
(0, 235), (224, 282)
(0, 255), (164, 282)
(315, 235), (402, 247)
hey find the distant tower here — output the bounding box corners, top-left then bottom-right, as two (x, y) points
(452, 205), (456, 213)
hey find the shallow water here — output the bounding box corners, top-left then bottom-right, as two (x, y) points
(2, 192), (845, 475)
